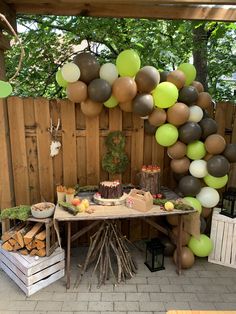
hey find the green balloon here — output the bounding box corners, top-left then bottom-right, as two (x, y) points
(188, 234), (213, 257)
(183, 197), (202, 214)
(0, 81), (12, 98)
(155, 123), (178, 147)
(187, 141), (206, 160)
(104, 95), (118, 108)
(152, 82), (178, 109)
(116, 49), (141, 77)
(56, 69), (68, 88)
(177, 63), (196, 86)
(204, 174), (228, 189)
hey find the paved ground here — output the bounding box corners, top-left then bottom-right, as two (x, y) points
(0, 243), (236, 314)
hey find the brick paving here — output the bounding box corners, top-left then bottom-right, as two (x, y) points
(0, 243), (236, 314)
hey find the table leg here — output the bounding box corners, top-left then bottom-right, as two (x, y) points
(66, 221), (71, 289)
(176, 214), (183, 275)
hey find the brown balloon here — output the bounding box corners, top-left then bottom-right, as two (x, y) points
(135, 66), (160, 93)
(144, 120), (157, 135)
(112, 77), (137, 103)
(73, 52), (100, 84)
(148, 108), (166, 127)
(197, 92), (212, 109)
(178, 86), (199, 106)
(172, 227), (191, 246)
(170, 157), (190, 174)
(191, 81), (204, 93)
(81, 99), (103, 117)
(204, 153), (213, 161)
(88, 78), (111, 103)
(205, 134), (226, 155)
(133, 93), (154, 116)
(167, 102), (190, 126)
(166, 214), (179, 226)
(167, 70), (186, 89)
(173, 247), (195, 269)
(119, 101), (133, 112)
(223, 143), (236, 163)
(199, 118), (218, 140)
(160, 71), (169, 82)
(167, 141), (187, 159)
(66, 81), (87, 103)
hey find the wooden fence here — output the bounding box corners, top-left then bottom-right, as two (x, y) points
(0, 98), (235, 241)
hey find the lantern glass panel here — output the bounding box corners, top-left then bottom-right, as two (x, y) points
(221, 189), (236, 218)
(144, 239), (165, 272)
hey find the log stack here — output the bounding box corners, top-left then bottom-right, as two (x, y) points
(1, 222), (47, 257)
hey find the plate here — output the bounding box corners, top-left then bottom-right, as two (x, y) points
(93, 193), (127, 206)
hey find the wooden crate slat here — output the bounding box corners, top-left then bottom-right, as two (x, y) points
(220, 221), (228, 264)
(86, 115), (100, 185)
(34, 98), (54, 201)
(231, 224), (236, 266)
(7, 96), (30, 205)
(60, 99), (77, 187)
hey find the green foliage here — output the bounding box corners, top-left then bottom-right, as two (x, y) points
(5, 16), (236, 102)
(0, 205), (31, 221)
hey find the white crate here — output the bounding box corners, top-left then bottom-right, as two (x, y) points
(208, 208), (236, 268)
(0, 246), (65, 296)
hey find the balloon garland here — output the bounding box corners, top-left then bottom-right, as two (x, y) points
(58, 48), (236, 262)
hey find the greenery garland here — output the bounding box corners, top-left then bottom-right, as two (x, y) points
(0, 205), (31, 221)
(105, 131), (125, 152)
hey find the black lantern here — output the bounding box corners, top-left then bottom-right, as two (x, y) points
(144, 238), (165, 272)
(221, 187), (236, 218)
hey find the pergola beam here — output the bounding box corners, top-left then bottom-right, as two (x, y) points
(0, 1), (16, 31)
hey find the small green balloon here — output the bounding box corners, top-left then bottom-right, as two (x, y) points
(116, 49), (141, 77)
(104, 95), (118, 108)
(56, 69), (68, 88)
(188, 234), (213, 257)
(0, 81), (12, 98)
(178, 63), (196, 86)
(155, 123), (178, 147)
(183, 196), (202, 214)
(204, 174), (228, 189)
(187, 141), (206, 160)
(152, 82), (178, 109)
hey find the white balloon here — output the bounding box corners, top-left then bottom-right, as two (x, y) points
(99, 63), (118, 85)
(61, 63), (80, 83)
(189, 159), (208, 178)
(188, 105), (203, 123)
(196, 187), (220, 208)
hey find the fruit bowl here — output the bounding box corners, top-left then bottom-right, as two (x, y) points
(31, 202), (55, 218)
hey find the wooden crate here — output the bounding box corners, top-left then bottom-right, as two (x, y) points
(208, 208), (236, 268)
(0, 246), (65, 296)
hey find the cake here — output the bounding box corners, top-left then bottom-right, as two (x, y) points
(98, 181), (123, 199)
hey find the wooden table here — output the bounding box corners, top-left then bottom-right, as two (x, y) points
(54, 204), (195, 289)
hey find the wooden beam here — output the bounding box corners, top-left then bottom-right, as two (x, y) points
(0, 32), (10, 50)
(11, 3), (236, 21)
(0, 1), (16, 31)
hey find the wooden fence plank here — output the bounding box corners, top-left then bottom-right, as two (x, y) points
(7, 97), (30, 205)
(34, 98), (54, 202)
(60, 100), (77, 187)
(86, 116), (100, 185)
(77, 136), (87, 187)
(215, 102), (227, 136)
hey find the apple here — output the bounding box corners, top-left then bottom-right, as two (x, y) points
(82, 199), (89, 208)
(71, 198), (81, 206)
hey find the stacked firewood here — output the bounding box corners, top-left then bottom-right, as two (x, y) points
(1, 222), (47, 256)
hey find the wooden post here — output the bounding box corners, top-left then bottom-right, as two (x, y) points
(0, 30), (15, 232)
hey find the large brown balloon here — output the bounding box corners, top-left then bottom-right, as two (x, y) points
(135, 66), (160, 93)
(119, 101), (133, 112)
(167, 70), (186, 89)
(133, 93), (154, 116)
(178, 122), (202, 144)
(223, 143), (236, 163)
(148, 108), (166, 127)
(166, 215), (179, 226)
(66, 81), (87, 103)
(73, 52), (100, 84)
(173, 247), (195, 269)
(178, 86), (199, 106)
(207, 155), (230, 177)
(144, 120), (157, 135)
(171, 157), (190, 174)
(178, 175), (202, 197)
(205, 134), (226, 155)
(88, 78), (111, 103)
(167, 141), (187, 159)
(112, 77), (137, 103)
(199, 118), (217, 140)
(191, 81), (204, 93)
(81, 99), (103, 117)
(160, 71), (169, 82)
(167, 102), (190, 126)
(172, 227), (191, 246)
(197, 92), (212, 109)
